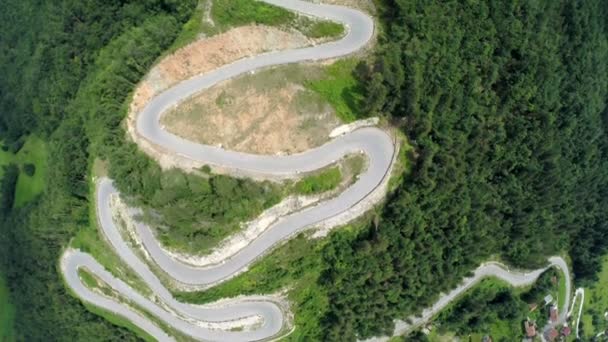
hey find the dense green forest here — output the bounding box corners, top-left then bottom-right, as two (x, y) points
(402, 270), (560, 341)
(432, 268), (562, 340)
(1, 0), (608, 341)
(319, 0), (608, 339)
(0, 0), (196, 340)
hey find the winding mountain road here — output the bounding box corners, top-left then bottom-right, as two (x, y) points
(62, 1), (389, 341)
(364, 256), (570, 341)
(59, 1), (573, 341)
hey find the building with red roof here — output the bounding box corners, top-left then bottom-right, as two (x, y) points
(549, 304), (558, 323)
(524, 320), (536, 338)
(545, 328), (559, 341)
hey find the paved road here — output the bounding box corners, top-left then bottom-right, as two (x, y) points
(59, 1), (573, 341)
(363, 256), (570, 341)
(568, 288), (584, 339)
(61, 1), (386, 341)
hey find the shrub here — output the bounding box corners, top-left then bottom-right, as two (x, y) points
(22, 163), (36, 177)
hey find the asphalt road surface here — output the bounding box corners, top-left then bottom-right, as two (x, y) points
(59, 1), (572, 340)
(61, 1), (386, 341)
(363, 256), (570, 341)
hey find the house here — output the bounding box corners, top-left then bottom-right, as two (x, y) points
(561, 325), (571, 337)
(549, 304), (558, 323)
(545, 328), (559, 341)
(524, 319), (536, 338)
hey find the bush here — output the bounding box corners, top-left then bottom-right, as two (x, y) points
(0, 164), (19, 214)
(8, 139), (24, 154)
(295, 167), (341, 194)
(22, 163), (35, 177)
(212, 0), (294, 30)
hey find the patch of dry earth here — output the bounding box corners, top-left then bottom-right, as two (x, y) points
(161, 79), (341, 154)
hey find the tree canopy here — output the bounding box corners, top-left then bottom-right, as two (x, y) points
(320, 0), (608, 339)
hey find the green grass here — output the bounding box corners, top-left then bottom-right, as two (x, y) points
(388, 129), (414, 192)
(159, 0), (348, 59)
(581, 254), (608, 338)
(0, 274), (15, 342)
(76, 268), (196, 342)
(0, 136), (48, 208)
(303, 21), (345, 39)
(295, 167), (342, 194)
(71, 227), (152, 298)
(84, 303), (156, 342)
(567, 291), (584, 342)
(426, 330), (457, 342)
(174, 220), (370, 340)
(211, 0), (345, 39)
(558, 270), (567, 310)
(174, 232), (323, 304)
(436, 278), (525, 340)
(167, 4), (213, 53)
(212, 0), (295, 31)
(425, 269), (568, 341)
(307, 59), (366, 122)
(78, 269), (99, 289)
(70, 168), (152, 298)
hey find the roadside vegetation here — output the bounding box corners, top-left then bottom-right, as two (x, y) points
(295, 167), (342, 195)
(174, 219), (372, 340)
(169, 0), (346, 49)
(212, 0), (293, 29)
(315, 0), (608, 339)
(0, 0), (197, 340)
(1, 0), (607, 341)
(307, 59), (367, 122)
(131, 168), (284, 255)
(212, 0), (344, 40)
(76, 269), (196, 342)
(303, 21), (344, 39)
(411, 268), (564, 340)
(581, 255), (608, 338)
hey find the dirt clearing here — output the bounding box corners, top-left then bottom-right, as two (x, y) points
(161, 64), (342, 154)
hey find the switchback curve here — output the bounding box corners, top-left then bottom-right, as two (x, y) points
(61, 1), (388, 341)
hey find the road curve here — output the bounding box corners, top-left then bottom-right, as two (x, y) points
(136, 0), (376, 179)
(61, 1), (385, 341)
(59, 1), (572, 341)
(363, 256), (570, 341)
(567, 288), (584, 339)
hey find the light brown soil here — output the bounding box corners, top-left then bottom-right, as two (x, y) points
(129, 25), (311, 116)
(161, 71), (341, 155)
(126, 4), (375, 168)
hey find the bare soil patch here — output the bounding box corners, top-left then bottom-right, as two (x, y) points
(161, 64), (342, 155)
(129, 25), (310, 117)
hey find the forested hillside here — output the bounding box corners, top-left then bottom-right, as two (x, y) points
(1, 0), (608, 341)
(0, 0), (196, 340)
(320, 0), (608, 339)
